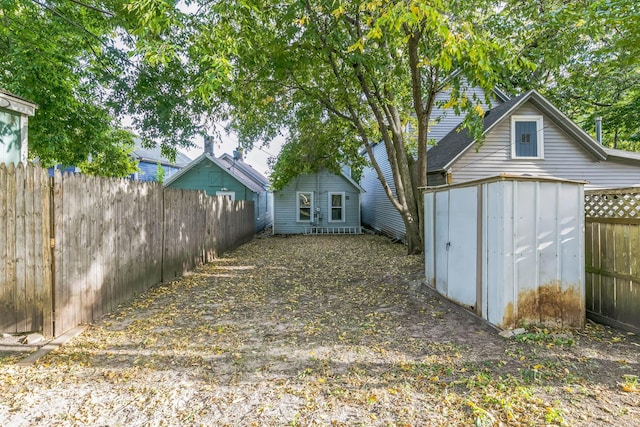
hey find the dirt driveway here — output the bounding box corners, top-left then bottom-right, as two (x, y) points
(1, 234), (639, 426)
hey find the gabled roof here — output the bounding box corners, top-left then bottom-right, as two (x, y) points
(218, 153), (270, 189)
(340, 170), (366, 193)
(163, 153), (266, 193)
(132, 139), (191, 167)
(427, 90), (609, 173)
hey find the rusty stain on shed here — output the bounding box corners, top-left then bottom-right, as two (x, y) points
(502, 282), (584, 329)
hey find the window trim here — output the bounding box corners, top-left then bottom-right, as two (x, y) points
(216, 191), (235, 201)
(511, 115), (544, 159)
(328, 192), (346, 223)
(296, 191), (313, 222)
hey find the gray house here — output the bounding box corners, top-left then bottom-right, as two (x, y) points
(164, 145), (272, 233)
(360, 85), (509, 241)
(361, 88), (640, 242)
(0, 89), (36, 165)
(427, 90), (640, 188)
(273, 170), (364, 235)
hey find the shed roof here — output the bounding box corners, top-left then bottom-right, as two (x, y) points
(218, 153), (270, 189)
(0, 88), (37, 116)
(427, 90), (610, 173)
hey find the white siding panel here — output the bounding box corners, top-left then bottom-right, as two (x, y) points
(446, 186), (478, 308)
(273, 171), (361, 234)
(429, 87), (501, 142)
(451, 103), (640, 188)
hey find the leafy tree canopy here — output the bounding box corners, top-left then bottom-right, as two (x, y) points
(493, 0), (640, 148)
(0, 0), (209, 176)
(135, 0), (525, 253)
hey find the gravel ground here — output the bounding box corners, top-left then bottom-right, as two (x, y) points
(0, 234), (638, 426)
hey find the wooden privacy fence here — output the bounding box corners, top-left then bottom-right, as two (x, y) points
(0, 163), (254, 337)
(585, 188), (640, 333)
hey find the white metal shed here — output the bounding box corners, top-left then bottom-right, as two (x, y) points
(424, 175), (585, 329)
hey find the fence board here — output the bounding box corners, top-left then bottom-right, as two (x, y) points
(586, 188), (640, 333)
(6, 164), (17, 333)
(40, 171), (53, 336)
(2, 165), (254, 337)
(25, 165), (36, 331)
(0, 165), (9, 331)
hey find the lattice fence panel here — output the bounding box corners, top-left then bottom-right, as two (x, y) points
(585, 188), (640, 219)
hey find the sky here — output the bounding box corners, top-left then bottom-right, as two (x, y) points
(182, 129), (285, 178)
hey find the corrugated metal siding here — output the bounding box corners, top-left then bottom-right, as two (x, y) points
(425, 177), (585, 329)
(451, 103), (640, 188)
(360, 87), (504, 242)
(484, 179), (585, 329)
(273, 170), (361, 234)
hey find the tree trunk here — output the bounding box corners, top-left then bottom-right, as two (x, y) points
(403, 213), (423, 255)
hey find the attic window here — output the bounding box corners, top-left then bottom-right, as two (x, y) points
(511, 115), (544, 159)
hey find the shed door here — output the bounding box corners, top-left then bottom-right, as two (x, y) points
(434, 187), (478, 309)
(434, 191), (449, 295)
(446, 187), (478, 309)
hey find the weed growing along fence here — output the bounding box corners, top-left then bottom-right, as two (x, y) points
(0, 163), (254, 336)
(585, 188), (640, 333)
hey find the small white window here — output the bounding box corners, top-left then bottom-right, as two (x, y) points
(511, 115), (544, 159)
(216, 191), (235, 201)
(328, 192), (345, 222)
(297, 191), (313, 222)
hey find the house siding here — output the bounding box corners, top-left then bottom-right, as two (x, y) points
(136, 161), (182, 182)
(360, 143), (407, 241)
(273, 170), (361, 234)
(360, 86), (504, 241)
(167, 160), (253, 200)
(255, 190), (273, 233)
(166, 158), (272, 233)
(450, 104), (640, 189)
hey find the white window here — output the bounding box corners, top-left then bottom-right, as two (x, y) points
(511, 115), (544, 159)
(328, 192), (345, 222)
(216, 191), (235, 201)
(296, 191), (313, 222)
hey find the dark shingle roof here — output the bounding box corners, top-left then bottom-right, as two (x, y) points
(427, 90), (611, 172)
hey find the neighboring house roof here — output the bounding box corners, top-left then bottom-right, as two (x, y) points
(427, 90), (610, 173)
(0, 88), (37, 116)
(163, 153), (266, 193)
(132, 139), (191, 168)
(604, 147), (640, 165)
(218, 153), (270, 189)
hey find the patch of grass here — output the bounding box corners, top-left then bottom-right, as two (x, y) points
(512, 328), (576, 348)
(620, 374), (639, 393)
